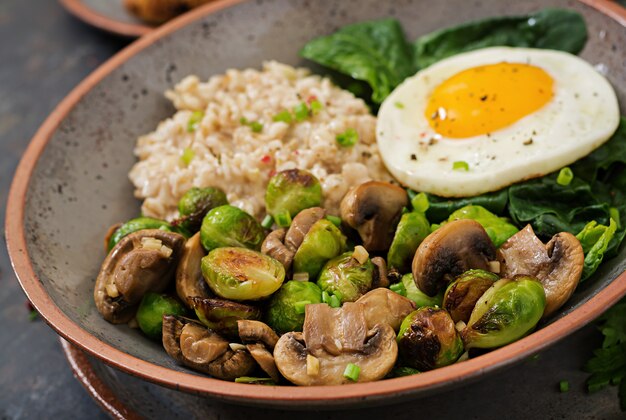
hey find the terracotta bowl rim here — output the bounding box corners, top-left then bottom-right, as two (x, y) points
(6, 0), (626, 406)
(59, 0), (153, 38)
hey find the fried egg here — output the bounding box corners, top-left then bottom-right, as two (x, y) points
(376, 47), (620, 197)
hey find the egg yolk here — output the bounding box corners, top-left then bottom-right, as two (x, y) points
(425, 62), (553, 138)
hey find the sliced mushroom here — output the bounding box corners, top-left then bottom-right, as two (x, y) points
(261, 229), (294, 271)
(340, 181), (408, 252)
(497, 225), (584, 318)
(274, 303), (397, 385)
(355, 288), (416, 331)
(412, 219), (496, 297)
(284, 207), (326, 251)
(94, 229), (185, 324)
(176, 233), (212, 308)
(162, 315), (255, 380)
(191, 297), (261, 338)
(103, 222), (122, 253)
(238, 320), (281, 382)
(371, 256), (390, 289)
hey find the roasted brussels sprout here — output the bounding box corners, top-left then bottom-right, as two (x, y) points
(266, 280), (323, 334)
(397, 307), (464, 371)
(177, 187), (228, 232)
(317, 251), (374, 303)
(443, 269), (499, 323)
(136, 292), (187, 340)
(107, 217), (186, 251)
(201, 247), (285, 301)
(200, 205), (264, 252)
(442, 205), (518, 248)
(292, 219), (347, 280)
(191, 297), (261, 338)
(265, 169), (323, 227)
(462, 277), (546, 349)
(387, 212), (430, 274)
(395, 274), (443, 308)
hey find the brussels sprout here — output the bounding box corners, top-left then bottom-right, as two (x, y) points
(265, 169), (323, 227)
(317, 251), (374, 303)
(136, 292), (186, 340)
(387, 212), (430, 274)
(108, 217), (189, 251)
(292, 219), (347, 280)
(462, 277), (546, 349)
(397, 307), (464, 371)
(400, 273), (443, 308)
(265, 281), (323, 334)
(443, 269), (499, 323)
(201, 247), (285, 301)
(190, 297), (261, 338)
(177, 187), (228, 232)
(200, 205), (264, 252)
(442, 205), (518, 248)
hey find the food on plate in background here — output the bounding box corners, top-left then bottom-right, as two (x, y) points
(124, 0), (215, 24)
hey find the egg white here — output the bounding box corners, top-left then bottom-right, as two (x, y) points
(376, 47), (620, 197)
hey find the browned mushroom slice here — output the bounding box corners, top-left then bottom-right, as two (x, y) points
(371, 256), (390, 289)
(497, 225), (584, 318)
(340, 181), (408, 252)
(274, 303), (397, 386)
(238, 320), (282, 382)
(355, 288), (416, 331)
(412, 219), (496, 297)
(176, 233), (212, 308)
(191, 297), (261, 338)
(161, 315), (255, 381)
(103, 223), (122, 253)
(261, 229), (295, 271)
(94, 229), (185, 324)
(284, 207), (326, 251)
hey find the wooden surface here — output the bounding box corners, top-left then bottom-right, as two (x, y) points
(0, 0), (623, 418)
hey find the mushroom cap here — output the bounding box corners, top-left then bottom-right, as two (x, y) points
(412, 219), (496, 297)
(273, 303), (398, 385)
(370, 256), (390, 289)
(355, 288), (416, 331)
(284, 207), (326, 251)
(176, 233), (212, 308)
(261, 228), (295, 272)
(340, 181), (408, 252)
(237, 320), (280, 350)
(94, 229), (185, 324)
(497, 224), (584, 318)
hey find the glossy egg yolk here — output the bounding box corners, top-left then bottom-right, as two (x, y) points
(425, 62), (553, 138)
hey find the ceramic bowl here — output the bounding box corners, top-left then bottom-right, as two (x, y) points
(7, 0), (626, 409)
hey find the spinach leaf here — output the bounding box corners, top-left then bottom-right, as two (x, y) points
(413, 9), (587, 69)
(300, 19), (415, 103)
(573, 118), (626, 184)
(425, 189), (508, 223)
(576, 220), (617, 281)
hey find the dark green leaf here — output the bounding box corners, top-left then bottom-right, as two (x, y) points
(576, 220), (617, 281)
(300, 19), (415, 103)
(572, 118), (626, 184)
(425, 189), (508, 223)
(413, 8), (587, 69)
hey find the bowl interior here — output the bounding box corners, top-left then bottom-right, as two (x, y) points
(18, 0), (626, 404)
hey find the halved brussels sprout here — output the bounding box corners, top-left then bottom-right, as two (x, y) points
(443, 269), (499, 323)
(107, 217), (188, 251)
(462, 277), (546, 349)
(136, 292), (186, 340)
(201, 247), (285, 301)
(400, 273), (443, 308)
(387, 212), (430, 274)
(317, 251), (374, 303)
(200, 205), (264, 252)
(396, 307), (463, 371)
(191, 297), (261, 338)
(441, 205), (518, 248)
(177, 187), (228, 232)
(292, 219), (347, 280)
(265, 169), (323, 227)
(265, 280), (323, 334)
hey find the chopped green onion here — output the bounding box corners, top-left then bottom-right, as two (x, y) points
(239, 117), (249, 125)
(187, 110), (204, 132)
(394, 101), (405, 109)
(249, 121), (263, 133)
(261, 215), (274, 229)
(452, 161), (469, 171)
(309, 100), (323, 115)
(235, 377), (276, 385)
(294, 300), (311, 314)
(329, 294), (341, 308)
(389, 282), (406, 296)
(274, 211), (292, 228)
(411, 192), (429, 213)
(293, 102), (309, 121)
(272, 110), (293, 123)
(556, 167), (574, 186)
(321, 291), (330, 304)
(559, 380), (570, 393)
(610, 207), (621, 229)
(180, 147), (195, 166)
(343, 363), (360, 382)
(336, 128), (359, 147)
(325, 215), (342, 227)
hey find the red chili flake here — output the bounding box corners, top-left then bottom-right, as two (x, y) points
(307, 95), (318, 104)
(293, 150), (299, 155)
(268, 169), (277, 178)
(260, 155), (272, 164)
(420, 132), (427, 138)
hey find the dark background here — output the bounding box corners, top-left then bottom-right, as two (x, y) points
(0, 1), (623, 418)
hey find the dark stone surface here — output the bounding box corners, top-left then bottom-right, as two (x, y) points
(0, 0), (623, 418)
